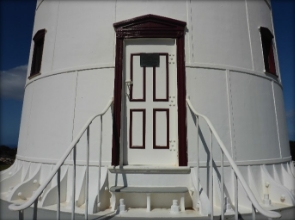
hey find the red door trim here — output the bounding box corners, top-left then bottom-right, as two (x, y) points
(112, 14), (187, 166)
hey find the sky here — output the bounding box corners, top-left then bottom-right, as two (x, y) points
(0, 0), (294, 148)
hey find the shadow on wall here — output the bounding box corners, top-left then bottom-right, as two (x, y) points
(290, 141), (295, 161)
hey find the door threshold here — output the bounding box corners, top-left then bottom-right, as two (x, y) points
(108, 165), (191, 174)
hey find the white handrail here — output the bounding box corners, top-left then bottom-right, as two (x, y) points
(9, 98), (113, 212)
(186, 99), (281, 219)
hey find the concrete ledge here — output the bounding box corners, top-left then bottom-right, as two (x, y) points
(108, 165), (191, 174)
(110, 186), (188, 193)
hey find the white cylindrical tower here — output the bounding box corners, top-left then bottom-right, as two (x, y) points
(1, 1), (294, 218)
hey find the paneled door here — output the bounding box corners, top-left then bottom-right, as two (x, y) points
(123, 39), (178, 165)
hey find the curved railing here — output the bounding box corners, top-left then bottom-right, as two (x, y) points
(186, 99), (281, 219)
(9, 98), (113, 220)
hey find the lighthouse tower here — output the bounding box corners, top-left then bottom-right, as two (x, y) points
(1, 1), (294, 219)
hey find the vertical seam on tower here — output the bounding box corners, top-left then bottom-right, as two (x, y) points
(245, 0), (254, 71)
(186, 0), (191, 64)
(113, 0), (117, 61)
(189, 0), (194, 63)
(115, 0), (117, 22)
(51, 1), (60, 71)
(27, 85), (35, 141)
(270, 5), (282, 84)
(71, 71), (79, 141)
(226, 70), (236, 160)
(271, 81), (282, 158)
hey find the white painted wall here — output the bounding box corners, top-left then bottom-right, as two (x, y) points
(52, 1), (116, 71)
(18, 73), (76, 160)
(17, 0), (290, 166)
(188, 0), (252, 69)
(72, 68), (114, 164)
(229, 72), (280, 161)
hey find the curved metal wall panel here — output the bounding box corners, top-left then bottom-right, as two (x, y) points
(52, 1), (116, 71)
(115, 0), (187, 25)
(72, 69), (114, 164)
(230, 72), (280, 161)
(186, 68), (232, 164)
(189, 0), (252, 69)
(273, 83), (290, 157)
(17, 83), (34, 156)
(19, 73), (77, 159)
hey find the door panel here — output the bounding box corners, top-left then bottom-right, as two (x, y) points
(154, 54), (169, 101)
(124, 38), (178, 165)
(130, 54), (146, 101)
(129, 109), (145, 149)
(153, 109), (169, 149)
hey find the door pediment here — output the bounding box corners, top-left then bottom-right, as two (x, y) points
(113, 14), (186, 38)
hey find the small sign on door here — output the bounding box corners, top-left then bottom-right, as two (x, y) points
(140, 53), (160, 67)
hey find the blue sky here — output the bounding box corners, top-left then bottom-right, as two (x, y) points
(0, 0), (294, 148)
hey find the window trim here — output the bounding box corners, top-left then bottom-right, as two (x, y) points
(29, 29), (46, 79)
(259, 27), (277, 76)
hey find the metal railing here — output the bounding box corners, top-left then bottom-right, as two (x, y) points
(186, 99), (281, 220)
(9, 98), (113, 220)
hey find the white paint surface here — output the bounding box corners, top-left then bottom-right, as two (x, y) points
(16, 0), (290, 167)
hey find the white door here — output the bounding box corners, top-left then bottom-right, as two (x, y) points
(123, 38), (178, 166)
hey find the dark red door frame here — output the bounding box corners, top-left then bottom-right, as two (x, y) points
(112, 14), (187, 166)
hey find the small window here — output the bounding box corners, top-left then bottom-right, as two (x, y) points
(260, 27), (276, 75)
(29, 29), (46, 78)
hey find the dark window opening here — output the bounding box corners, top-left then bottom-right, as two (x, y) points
(30, 29), (46, 78)
(260, 27), (276, 75)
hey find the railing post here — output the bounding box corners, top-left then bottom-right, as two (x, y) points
(221, 150), (224, 220)
(85, 127), (89, 220)
(19, 210), (24, 220)
(72, 145), (76, 220)
(234, 172), (238, 220)
(196, 116), (200, 205)
(252, 204), (256, 220)
(33, 199), (38, 220)
(57, 168), (61, 220)
(209, 129), (213, 220)
(98, 116), (103, 210)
